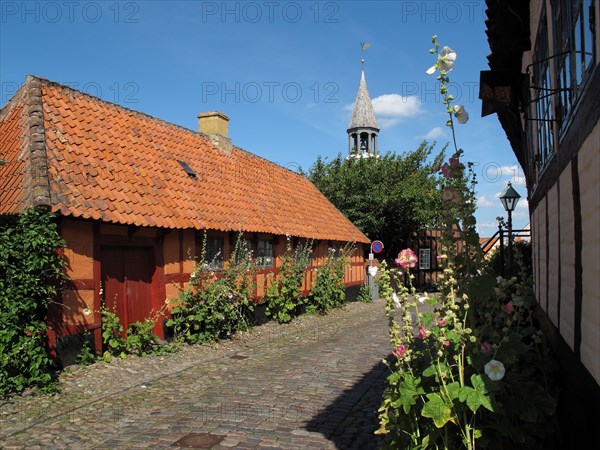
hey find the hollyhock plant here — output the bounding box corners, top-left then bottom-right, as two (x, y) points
(442, 187), (457, 202)
(393, 345), (407, 358)
(392, 292), (401, 309)
(395, 248), (418, 269)
(377, 35), (558, 450)
(481, 341), (493, 354)
(441, 163), (451, 178)
(484, 359), (506, 381)
(426, 45), (456, 74)
(453, 105), (469, 124)
(502, 300), (514, 313)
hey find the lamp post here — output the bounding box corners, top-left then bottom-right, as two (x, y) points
(499, 182), (521, 274)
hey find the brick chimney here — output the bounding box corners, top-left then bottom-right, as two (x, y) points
(198, 111), (232, 153)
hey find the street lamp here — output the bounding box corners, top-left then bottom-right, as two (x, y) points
(499, 182), (521, 273)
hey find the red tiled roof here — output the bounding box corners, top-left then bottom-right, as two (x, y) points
(0, 85), (28, 214)
(481, 237), (499, 253)
(0, 76), (369, 243)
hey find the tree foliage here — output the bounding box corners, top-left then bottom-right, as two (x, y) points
(307, 142), (444, 257)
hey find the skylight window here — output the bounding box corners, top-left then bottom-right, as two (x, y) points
(178, 160), (196, 178)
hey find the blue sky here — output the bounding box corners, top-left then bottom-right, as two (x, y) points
(0, 0), (529, 235)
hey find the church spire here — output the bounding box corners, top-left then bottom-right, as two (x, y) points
(347, 43), (379, 157)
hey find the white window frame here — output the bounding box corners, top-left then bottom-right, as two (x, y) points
(419, 248), (431, 270)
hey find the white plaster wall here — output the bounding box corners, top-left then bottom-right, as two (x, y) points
(559, 165), (575, 350)
(547, 185), (560, 326)
(537, 199), (548, 312)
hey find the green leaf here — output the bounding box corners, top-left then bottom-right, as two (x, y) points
(421, 393), (453, 428)
(422, 312), (434, 327)
(423, 364), (437, 378)
(445, 381), (461, 401)
(393, 374), (424, 414)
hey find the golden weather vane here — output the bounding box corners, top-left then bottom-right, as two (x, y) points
(360, 42), (371, 69)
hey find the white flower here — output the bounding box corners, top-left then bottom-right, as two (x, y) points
(82, 308), (92, 316)
(496, 276), (503, 284)
(484, 359), (506, 381)
(417, 296), (427, 304)
(392, 292), (401, 309)
(426, 46), (456, 74)
(454, 105), (469, 124)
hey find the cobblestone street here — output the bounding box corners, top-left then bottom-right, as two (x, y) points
(1, 300), (391, 449)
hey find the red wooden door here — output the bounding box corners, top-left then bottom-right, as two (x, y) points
(101, 246), (155, 329)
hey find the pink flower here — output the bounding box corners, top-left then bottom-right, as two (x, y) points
(26, 331), (32, 337)
(442, 188), (457, 202)
(228, 293), (234, 299)
(502, 301), (514, 314)
(437, 319), (447, 327)
(449, 156), (459, 167)
(443, 340), (450, 347)
(395, 248), (418, 269)
(481, 341), (493, 354)
(417, 326), (427, 340)
(441, 163), (450, 178)
(393, 345), (407, 358)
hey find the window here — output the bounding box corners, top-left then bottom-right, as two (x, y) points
(553, 0), (596, 131)
(419, 248), (431, 270)
(294, 240), (312, 266)
(205, 236), (224, 270)
(232, 237), (253, 264)
(257, 239), (274, 268)
(533, 10), (555, 173)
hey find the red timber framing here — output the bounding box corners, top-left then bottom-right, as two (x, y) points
(46, 218), (366, 360)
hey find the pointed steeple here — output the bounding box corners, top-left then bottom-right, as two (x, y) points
(348, 69), (379, 130)
(347, 45), (379, 157)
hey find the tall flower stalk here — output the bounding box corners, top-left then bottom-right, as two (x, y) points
(377, 37), (557, 450)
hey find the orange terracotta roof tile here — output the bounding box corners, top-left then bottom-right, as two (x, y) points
(0, 76), (369, 244)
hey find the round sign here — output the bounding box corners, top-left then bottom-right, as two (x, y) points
(371, 240), (384, 254)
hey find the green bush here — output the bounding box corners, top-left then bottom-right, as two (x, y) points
(357, 284), (372, 303)
(167, 232), (256, 343)
(100, 305), (172, 360)
(307, 244), (353, 313)
(485, 241), (532, 279)
(265, 237), (312, 323)
(0, 208), (66, 396)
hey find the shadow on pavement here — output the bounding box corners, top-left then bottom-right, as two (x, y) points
(305, 358), (391, 449)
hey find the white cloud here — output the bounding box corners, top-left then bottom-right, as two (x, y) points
(478, 222), (499, 233)
(417, 126), (446, 140)
(378, 117), (404, 128)
(477, 195), (497, 208)
(514, 198), (529, 218)
(482, 164), (527, 185)
(371, 94), (423, 128)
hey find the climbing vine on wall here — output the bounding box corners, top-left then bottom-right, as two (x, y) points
(0, 208), (66, 396)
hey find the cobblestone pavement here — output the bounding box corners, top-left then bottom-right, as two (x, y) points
(0, 300), (392, 449)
